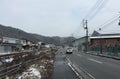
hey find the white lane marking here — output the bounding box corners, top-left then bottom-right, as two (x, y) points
(68, 63), (82, 79)
(66, 57), (96, 79)
(87, 72), (96, 79)
(66, 58), (83, 79)
(88, 58), (103, 64)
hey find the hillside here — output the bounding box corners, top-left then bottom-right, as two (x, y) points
(0, 24), (75, 45)
(32, 34), (75, 45)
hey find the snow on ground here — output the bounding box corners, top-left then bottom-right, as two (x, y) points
(18, 67), (41, 79)
(5, 58), (14, 62)
(5, 76), (9, 79)
(50, 60), (54, 64)
(17, 59), (54, 79)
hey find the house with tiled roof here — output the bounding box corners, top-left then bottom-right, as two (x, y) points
(90, 31), (120, 47)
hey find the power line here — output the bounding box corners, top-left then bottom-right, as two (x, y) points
(85, 0), (104, 19)
(71, 0), (109, 37)
(87, 0), (109, 21)
(95, 15), (119, 31)
(71, 20), (85, 37)
(72, 0), (103, 34)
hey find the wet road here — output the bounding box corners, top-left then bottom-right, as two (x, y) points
(52, 49), (79, 79)
(67, 49), (120, 79)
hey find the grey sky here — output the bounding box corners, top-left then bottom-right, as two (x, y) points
(0, 0), (120, 37)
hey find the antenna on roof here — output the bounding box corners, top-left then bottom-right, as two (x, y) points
(99, 28), (101, 31)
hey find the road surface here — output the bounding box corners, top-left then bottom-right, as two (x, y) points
(52, 48), (79, 79)
(66, 48), (120, 79)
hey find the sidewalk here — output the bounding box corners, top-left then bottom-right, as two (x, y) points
(88, 51), (120, 60)
(52, 52), (79, 79)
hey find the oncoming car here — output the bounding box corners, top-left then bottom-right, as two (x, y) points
(66, 47), (73, 54)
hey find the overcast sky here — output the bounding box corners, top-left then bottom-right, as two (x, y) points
(0, 0), (120, 37)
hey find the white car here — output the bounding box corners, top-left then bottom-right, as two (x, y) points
(66, 48), (73, 54)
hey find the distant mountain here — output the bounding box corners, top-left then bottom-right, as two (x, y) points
(32, 34), (75, 45)
(0, 24), (39, 42)
(0, 24), (76, 45)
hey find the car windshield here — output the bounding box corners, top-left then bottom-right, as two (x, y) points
(0, 0), (120, 79)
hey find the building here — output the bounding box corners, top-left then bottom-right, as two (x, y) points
(72, 36), (90, 52)
(0, 37), (27, 54)
(90, 31), (120, 55)
(90, 31), (120, 47)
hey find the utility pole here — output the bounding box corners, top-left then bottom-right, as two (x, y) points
(118, 12), (120, 25)
(100, 38), (103, 54)
(83, 19), (88, 53)
(99, 28), (103, 54)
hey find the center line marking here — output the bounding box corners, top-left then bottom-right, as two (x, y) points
(88, 58), (103, 64)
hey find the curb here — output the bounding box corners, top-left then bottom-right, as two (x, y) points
(87, 52), (120, 60)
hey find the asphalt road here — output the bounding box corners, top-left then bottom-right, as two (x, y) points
(66, 49), (120, 79)
(52, 48), (79, 79)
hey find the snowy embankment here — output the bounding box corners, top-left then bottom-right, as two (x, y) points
(18, 67), (41, 79)
(5, 49), (56, 79)
(17, 58), (54, 79)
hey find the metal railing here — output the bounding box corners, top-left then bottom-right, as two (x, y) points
(89, 46), (120, 57)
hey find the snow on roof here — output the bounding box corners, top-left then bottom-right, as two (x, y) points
(91, 30), (120, 39)
(90, 35), (120, 39)
(90, 31), (120, 39)
(97, 18), (120, 34)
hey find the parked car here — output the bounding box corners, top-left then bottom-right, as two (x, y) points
(66, 47), (73, 54)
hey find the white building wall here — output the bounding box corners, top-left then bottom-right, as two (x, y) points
(72, 37), (87, 51)
(2, 37), (27, 45)
(4, 46), (12, 53)
(20, 40), (27, 46)
(0, 46), (4, 53)
(3, 37), (18, 44)
(0, 46), (12, 53)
